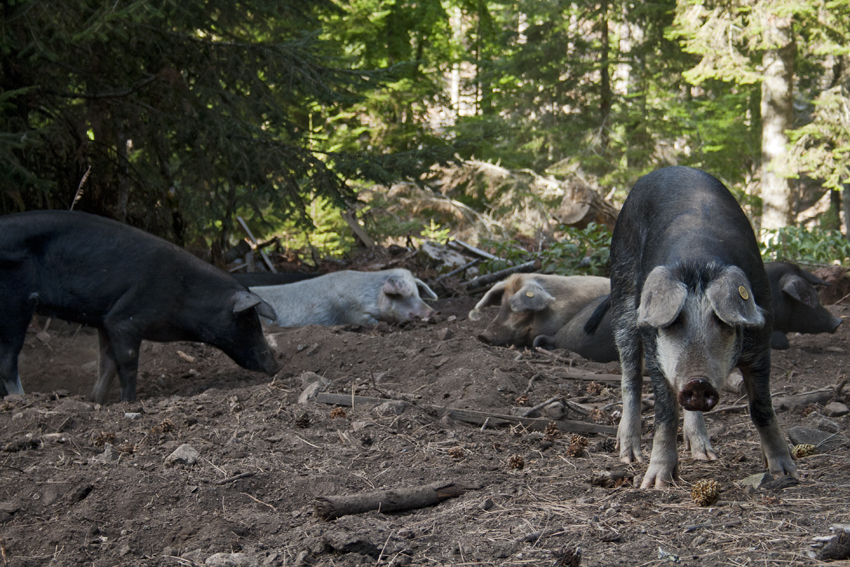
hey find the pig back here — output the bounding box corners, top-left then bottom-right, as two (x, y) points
(1, 210), (247, 328)
(610, 167), (772, 325)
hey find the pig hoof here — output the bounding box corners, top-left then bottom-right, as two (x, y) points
(640, 466), (675, 489)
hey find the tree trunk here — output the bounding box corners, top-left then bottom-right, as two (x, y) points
(599, 1), (611, 150)
(759, 15), (795, 230)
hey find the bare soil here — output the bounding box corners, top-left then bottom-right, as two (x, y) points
(3, 291), (850, 566)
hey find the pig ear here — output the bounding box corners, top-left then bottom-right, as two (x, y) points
(508, 282), (555, 313)
(706, 266), (765, 328)
(382, 276), (414, 297)
(638, 266), (687, 328)
(780, 274), (819, 308)
(232, 291), (278, 320)
(415, 278), (438, 300)
(470, 281), (508, 319)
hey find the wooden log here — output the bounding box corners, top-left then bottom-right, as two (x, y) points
(441, 408), (615, 435)
(448, 239), (501, 261)
(433, 258), (482, 283)
(314, 393), (616, 436)
(463, 259), (541, 290)
(236, 216), (277, 272)
(554, 181), (619, 232)
(341, 209), (375, 248)
(314, 481), (466, 520)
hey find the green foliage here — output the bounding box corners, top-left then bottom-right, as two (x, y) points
(480, 223), (612, 277)
(788, 86), (850, 191)
(421, 219), (451, 244)
(0, 0), (460, 247)
(759, 226), (850, 265)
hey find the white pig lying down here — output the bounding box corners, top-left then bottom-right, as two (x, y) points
(249, 269), (438, 327)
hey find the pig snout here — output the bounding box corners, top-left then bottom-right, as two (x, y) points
(477, 333), (494, 345)
(677, 379), (719, 412)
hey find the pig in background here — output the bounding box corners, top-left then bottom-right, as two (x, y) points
(250, 269), (438, 327)
(232, 272), (318, 287)
(766, 262), (842, 349)
(468, 273), (610, 347)
(533, 261), (842, 362)
(0, 210), (280, 404)
(533, 294), (618, 363)
(604, 166), (796, 489)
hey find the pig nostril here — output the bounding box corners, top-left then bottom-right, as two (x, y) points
(678, 379), (720, 412)
(477, 334), (493, 345)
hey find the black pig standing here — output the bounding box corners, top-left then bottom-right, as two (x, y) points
(0, 210), (281, 404)
(605, 166), (797, 488)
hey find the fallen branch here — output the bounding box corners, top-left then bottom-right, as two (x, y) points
(434, 258), (482, 283)
(464, 259), (541, 290)
(314, 481), (466, 520)
(448, 239), (501, 262)
(314, 393), (616, 435)
(215, 472), (255, 485)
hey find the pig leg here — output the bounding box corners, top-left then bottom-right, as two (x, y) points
(95, 325), (143, 403)
(682, 410), (717, 461)
(91, 329), (119, 405)
(740, 366), (798, 478)
(614, 304), (644, 464)
(0, 304), (33, 396)
(641, 361), (680, 488)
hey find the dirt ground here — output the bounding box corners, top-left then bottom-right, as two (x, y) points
(3, 282), (850, 566)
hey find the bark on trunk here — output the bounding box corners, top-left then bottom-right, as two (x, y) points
(759, 15), (795, 230)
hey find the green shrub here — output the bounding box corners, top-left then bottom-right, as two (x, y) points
(759, 226), (850, 265)
(480, 223), (612, 277)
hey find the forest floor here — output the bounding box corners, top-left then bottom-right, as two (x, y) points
(2, 277), (850, 566)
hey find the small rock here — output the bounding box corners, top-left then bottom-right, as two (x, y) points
(738, 472), (772, 491)
(373, 400), (408, 417)
(0, 503), (19, 514)
(93, 443), (120, 464)
(298, 377), (331, 404)
(807, 411), (841, 433)
(124, 412), (142, 420)
(544, 402), (565, 419)
(436, 328), (453, 341)
(824, 401), (850, 417)
(0, 512), (12, 524)
(417, 241), (470, 271)
(788, 426), (847, 451)
(205, 552), (259, 567)
(480, 497), (494, 511)
(164, 444), (200, 467)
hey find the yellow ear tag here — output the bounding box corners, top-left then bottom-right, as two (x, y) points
(526, 291), (534, 298)
(738, 286), (749, 300)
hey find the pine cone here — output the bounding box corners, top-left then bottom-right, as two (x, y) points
(594, 438), (617, 453)
(792, 443), (817, 459)
(691, 479), (721, 507)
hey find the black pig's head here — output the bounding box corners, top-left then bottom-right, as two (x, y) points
(638, 264), (765, 412)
